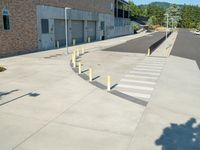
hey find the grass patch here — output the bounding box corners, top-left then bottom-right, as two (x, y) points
(0, 66), (6, 72)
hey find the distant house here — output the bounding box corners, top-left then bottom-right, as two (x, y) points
(0, 0), (133, 57)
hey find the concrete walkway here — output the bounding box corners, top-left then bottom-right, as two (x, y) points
(0, 33), (149, 150)
(151, 31), (178, 57)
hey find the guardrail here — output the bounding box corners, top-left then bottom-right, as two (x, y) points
(148, 31), (172, 56)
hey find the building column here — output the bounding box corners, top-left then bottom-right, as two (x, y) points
(68, 19), (72, 45)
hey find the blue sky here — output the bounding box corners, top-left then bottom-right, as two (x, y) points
(132, 0), (200, 6)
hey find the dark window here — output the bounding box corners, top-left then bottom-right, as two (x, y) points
(3, 8), (10, 30)
(100, 22), (104, 30)
(41, 19), (49, 34)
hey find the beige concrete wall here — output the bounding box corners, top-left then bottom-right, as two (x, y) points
(0, 0), (114, 56)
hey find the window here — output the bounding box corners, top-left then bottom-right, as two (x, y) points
(100, 22), (104, 30)
(2, 8), (10, 30)
(41, 19), (49, 34)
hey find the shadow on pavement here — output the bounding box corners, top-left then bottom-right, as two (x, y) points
(103, 32), (165, 53)
(0, 89), (19, 100)
(155, 118), (200, 150)
(0, 92), (40, 106)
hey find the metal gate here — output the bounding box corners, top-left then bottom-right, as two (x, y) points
(54, 19), (66, 47)
(87, 21), (96, 42)
(71, 20), (84, 44)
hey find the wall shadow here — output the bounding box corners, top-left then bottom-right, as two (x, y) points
(155, 118), (200, 150)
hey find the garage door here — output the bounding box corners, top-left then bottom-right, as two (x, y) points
(54, 19), (66, 47)
(71, 20), (84, 44)
(87, 21), (96, 42)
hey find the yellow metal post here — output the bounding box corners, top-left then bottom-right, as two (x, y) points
(147, 48), (151, 56)
(73, 53), (76, 68)
(76, 48), (80, 57)
(57, 41), (60, 48)
(78, 62), (82, 74)
(88, 37), (91, 43)
(89, 68), (93, 82)
(73, 39), (76, 46)
(107, 75), (111, 91)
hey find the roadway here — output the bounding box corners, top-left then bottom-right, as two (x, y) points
(104, 32), (165, 53)
(171, 28), (200, 69)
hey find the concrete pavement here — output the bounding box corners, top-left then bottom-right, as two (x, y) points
(0, 33), (149, 150)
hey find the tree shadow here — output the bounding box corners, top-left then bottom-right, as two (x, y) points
(155, 118), (200, 150)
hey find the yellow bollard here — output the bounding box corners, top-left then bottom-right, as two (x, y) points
(76, 48), (80, 57)
(89, 68), (93, 82)
(57, 41), (60, 48)
(72, 50), (76, 59)
(73, 53), (76, 68)
(107, 75), (111, 91)
(88, 37), (91, 43)
(71, 53), (73, 62)
(73, 39), (76, 46)
(147, 48), (151, 56)
(78, 62), (82, 74)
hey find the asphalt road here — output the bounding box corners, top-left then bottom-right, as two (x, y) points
(171, 29), (200, 69)
(104, 32), (165, 53)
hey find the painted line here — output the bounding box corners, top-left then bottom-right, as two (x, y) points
(144, 59), (166, 61)
(141, 61), (165, 64)
(145, 58), (166, 61)
(130, 71), (160, 76)
(125, 74), (157, 80)
(134, 68), (162, 72)
(121, 79), (156, 85)
(136, 65), (163, 69)
(139, 63), (164, 67)
(118, 84), (154, 91)
(121, 91), (151, 99)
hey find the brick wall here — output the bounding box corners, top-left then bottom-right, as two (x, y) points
(0, 0), (114, 56)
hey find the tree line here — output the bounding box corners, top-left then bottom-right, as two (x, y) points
(129, 1), (200, 30)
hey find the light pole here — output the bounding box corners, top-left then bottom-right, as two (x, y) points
(65, 7), (69, 54)
(165, 13), (169, 40)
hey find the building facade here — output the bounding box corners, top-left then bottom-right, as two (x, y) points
(0, 0), (132, 56)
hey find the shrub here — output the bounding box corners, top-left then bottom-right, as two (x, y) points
(0, 66), (6, 72)
(197, 22), (200, 30)
(132, 24), (140, 33)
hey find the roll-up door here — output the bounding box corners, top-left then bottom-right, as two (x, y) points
(54, 19), (66, 47)
(87, 21), (96, 42)
(71, 20), (84, 44)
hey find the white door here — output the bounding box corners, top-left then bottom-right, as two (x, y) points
(41, 19), (55, 50)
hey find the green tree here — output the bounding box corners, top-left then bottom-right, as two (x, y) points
(148, 16), (157, 25)
(166, 5), (181, 28)
(128, 0), (141, 17)
(179, 5), (200, 28)
(147, 5), (165, 25)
